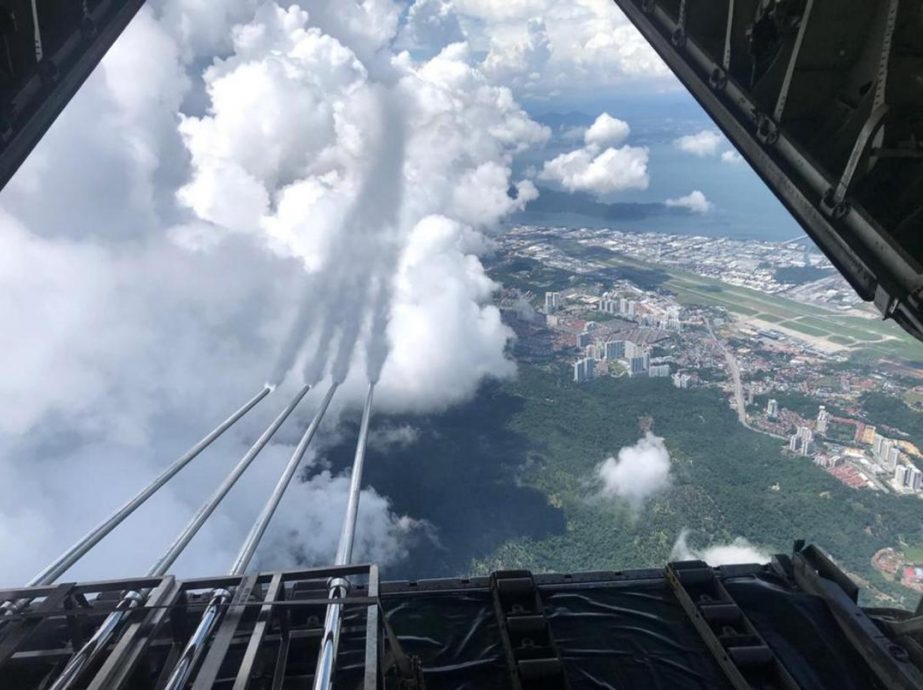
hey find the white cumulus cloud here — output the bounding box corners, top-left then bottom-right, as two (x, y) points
(596, 432), (672, 507)
(670, 529), (771, 566)
(539, 112), (648, 196)
(584, 112), (630, 147)
(674, 130), (725, 157)
(0, 0), (551, 585)
(462, 0), (672, 97)
(721, 149), (743, 164)
(401, 0), (465, 52)
(665, 190), (713, 214)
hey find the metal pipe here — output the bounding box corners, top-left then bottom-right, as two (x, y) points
(149, 384), (311, 577)
(0, 387), (271, 620)
(161, 588), (231, 690)
(161, 382), (339, 690)
(334, 383), (375, 567)
(47, 591), (144, 690)
(232, 382), (339, 575)
(313, 382), (375, 690)
(29, 0), (43, 61)
(47, 386), (309, 690)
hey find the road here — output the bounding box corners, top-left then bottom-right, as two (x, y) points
(706, 319), (749, 427)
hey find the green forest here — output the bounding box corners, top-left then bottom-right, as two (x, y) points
(324, 364), (923, 607)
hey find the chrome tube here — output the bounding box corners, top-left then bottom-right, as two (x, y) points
(161, 589), (231, 690)
(47, 591), (143, 690)
(148, 385), (310, 578)
(313, 383), (375, 690)
(27, 387), (271, 588)
(48, 386), (308, 690)
(334, 383), (375, 566)
(29, 0), (43, 61)
(161, 382), (339, 690)
(0, 387), (271, 621)
(232, 382), (339, 575)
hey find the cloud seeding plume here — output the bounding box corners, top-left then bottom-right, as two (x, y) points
(670, 529), (771, 566)
(0, 1), (554, 584)
(596, 432), (672, 507)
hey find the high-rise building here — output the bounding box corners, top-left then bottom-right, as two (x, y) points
(894, 465), (910, 488)
(544, 291), (559, 313)
(604, 340), (626, 360)
(666, 306), (682, 331)
(628, 355), (648, 377)
(767, 399), (779, 420)
(789, 426), (815, 456)
(577, 331), (593, 348)
(672, 372), (691, 389)
(574, 357), (595, 383)
(873, 435), (898, 470)
(910, 467), (923, 493)
(816, 405), (829, 435)
(887, 446), (902, 471)
(585, 344), (597, 359)
(649, 364), (670, 378)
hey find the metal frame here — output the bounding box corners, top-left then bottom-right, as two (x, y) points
(0, 564), (382, 690)
(0, 0), (146, 189)
(611, 0), (923, 341)
(3, 550), (923, 689)
(791, 544), (923, 690)
(666, 560), (801, 690)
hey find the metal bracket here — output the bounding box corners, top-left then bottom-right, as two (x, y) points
(666, 561), (802, 690)
(792, 544), (923, 690)
(490, 570), (570, 690)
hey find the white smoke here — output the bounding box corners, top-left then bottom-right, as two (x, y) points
(670, 529), (771, 566)
(595, 432), (672, 507)
(367, 424), (420, 451)
(0, 1), (551, 585)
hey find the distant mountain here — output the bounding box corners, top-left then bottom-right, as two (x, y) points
(521, 186), (683, 221)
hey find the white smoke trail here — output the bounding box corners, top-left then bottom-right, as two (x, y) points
(276, 84), (406, 389)
(366, 277), (392, 384)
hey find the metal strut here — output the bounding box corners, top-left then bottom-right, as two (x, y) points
(161, 382), (340, 690)
(313, 382), (376, 690)
(46, 385), (310, 690)
(665, 560), (801, 690)
(1, 387), (271, 619)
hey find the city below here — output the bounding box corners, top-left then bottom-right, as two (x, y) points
(493, 224), (923, 595)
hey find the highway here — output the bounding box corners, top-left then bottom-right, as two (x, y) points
(706, 319), (749, 428)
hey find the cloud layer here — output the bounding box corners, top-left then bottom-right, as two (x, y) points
(0, 0), (552, 585)
(596, 432), (672, 507)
